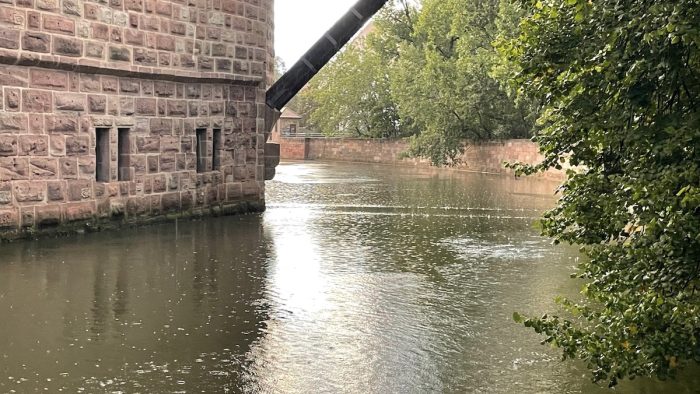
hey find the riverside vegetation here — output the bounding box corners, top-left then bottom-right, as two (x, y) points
(292, 0), (700, 388)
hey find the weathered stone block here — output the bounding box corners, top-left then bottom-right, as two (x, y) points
(67, 179), (92, 201)
(147, 155), (158, 173)
(124, 29), (144, 46)
(62, 0), (81, 16)
(180, 191), (193, 210)
(0, 190), (11, 205)
(126, 196), (149, 216)
(19, 135), (48, 156)
(110, 26), (122, 43)
(91, 22), (109, 41)
(134, 48), (157, 65)
(125, 0), (142, 11)
(158, 52), (171, 67)
(49, 135), (66, 156)
(30, 69), (68, 90)
(19, 207), (35, 227)
(22, 90), (52, 113)
(0, 158), (29, 181)
(0, 135), (17, 157)
(119, 97), (135, 115)
(151, 174), (165, 192)
(136, 136), (159, 153)
(65, 135), (89, 156)
(131, 155), (147, 174)
(0, 29), (19, 50)
(63, 202), (95, 221)
(160, 136), (180, 153)
(161, 192), (180, 212)
(35, 205), (61, 226)
(13, 181), (45, 202)
(101, 77), (118, 92)
(30, 158), (58, 179)
(167, 100), (187, 117)
(242, 181), (259, 197)
(187, 102), (199, 117)
(176, 153), (186, 170)
(0, 114), (27, 132)
(135, 97), (156, 116)
(109, 46), (131, 62)
(216, 58), (232, 73)
(43, 15), (75, 35)
(78, 156), (95, 178)
(47, 181), (65, 201)
(0, 209), (19, 229)
(233, 166), (246, 181)
(5, 88), (19, 111)
(148, 194), (160, 214)
(160, 152), (176, 172)
(85, 42), (104, 58)
(149, 118), (172, 134)
(47, 115), (79, 133)
(36, 0), (58, 11)
(226, 182), (242, 200)
(55, 93), (86, 111)
(119, 79), (140, 94)
(0, 7), (25, 26)
(53, 36), (82, 57)
(59, 157), (78, 178)
(79, 74), (100, 93)
(88, 95), (106, 113)
(25, 10), (40, 27)
(154, 82), (175, 97)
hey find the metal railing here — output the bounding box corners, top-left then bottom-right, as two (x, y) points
(281, 130), (356, 139)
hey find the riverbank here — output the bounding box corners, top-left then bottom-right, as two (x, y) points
(278, 138), (566, 180)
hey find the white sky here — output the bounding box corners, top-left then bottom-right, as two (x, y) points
(274, 0), (360, 68)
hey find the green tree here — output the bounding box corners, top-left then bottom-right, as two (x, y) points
(392, 0), (534, 166)
(299, 2), (415, 139)
(301, 42), (404, 138)
(503, 0), (700, 386)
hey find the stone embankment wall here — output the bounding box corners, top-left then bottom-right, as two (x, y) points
(281, 137), (565, 180)
(0, 0), (275, 240)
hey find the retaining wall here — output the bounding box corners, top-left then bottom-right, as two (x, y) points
(279, 137), (565, 180)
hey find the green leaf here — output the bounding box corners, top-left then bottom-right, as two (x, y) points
(513, 312), (524, 323)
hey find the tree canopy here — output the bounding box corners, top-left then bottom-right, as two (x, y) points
(297, 0), (534, 164)
(504, 0), (700, 386)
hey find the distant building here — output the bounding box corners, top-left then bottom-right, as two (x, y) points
(271, 108), (303, 142)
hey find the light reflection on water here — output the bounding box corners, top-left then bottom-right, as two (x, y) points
(0, 161), (697, 393)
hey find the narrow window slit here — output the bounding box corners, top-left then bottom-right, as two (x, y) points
(118, 128), (130, 181)
(196, 128), (207, 173)
(213, 129), (221, 171)
(95, 128), (110, 182)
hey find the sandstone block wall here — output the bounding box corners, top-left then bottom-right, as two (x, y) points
(0, 0), (275, 240)
(279, 136), (306, 160)
(281, 137), (566, 180)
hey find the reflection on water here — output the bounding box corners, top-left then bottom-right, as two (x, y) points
(0, 161), (697, 393)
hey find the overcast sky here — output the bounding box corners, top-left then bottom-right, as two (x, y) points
(274, 0), (360, 68)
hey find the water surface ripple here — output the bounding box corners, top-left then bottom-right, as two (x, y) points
(0, 162), (697, 393)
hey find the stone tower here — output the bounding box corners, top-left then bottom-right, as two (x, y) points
(0, 0), (275, 239)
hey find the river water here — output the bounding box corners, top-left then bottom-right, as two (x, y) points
(0, 161), (697, 393)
